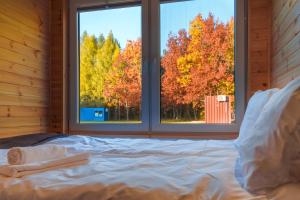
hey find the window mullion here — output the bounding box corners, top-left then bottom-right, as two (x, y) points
(149, 0), (161, 132)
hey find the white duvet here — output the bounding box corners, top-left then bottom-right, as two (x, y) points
(0, 135), (299, 200)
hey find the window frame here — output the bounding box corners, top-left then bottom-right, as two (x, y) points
(69, 0), (247, 134)
(150, 0), (247, 133)
(69, 0), (150, 132)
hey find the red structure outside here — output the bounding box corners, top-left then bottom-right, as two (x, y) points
(204, 95), (233, 124)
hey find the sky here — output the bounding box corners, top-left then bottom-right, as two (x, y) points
(79, 0), (234, 52)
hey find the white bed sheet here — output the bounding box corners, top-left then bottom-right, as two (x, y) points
(0, 135), (299, 200)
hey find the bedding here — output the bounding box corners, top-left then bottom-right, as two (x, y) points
(236, 77), (300, 194)
(0, 135), (299, 200)
(235, 88), (278, 147)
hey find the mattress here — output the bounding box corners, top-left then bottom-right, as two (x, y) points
(0, 135), (299, 200)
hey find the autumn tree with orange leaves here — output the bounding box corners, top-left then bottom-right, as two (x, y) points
(104, 40), (142, 120)
(161, 30), (190, 119)
(161, 14), (234, 120)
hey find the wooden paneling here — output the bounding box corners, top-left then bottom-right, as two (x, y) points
(49, 0), (68, 133)
(272, 0), (300, 87)
(248, 0), (272, 98)
(0, 0), (49, 138)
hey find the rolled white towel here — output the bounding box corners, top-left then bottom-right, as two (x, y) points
(7, 144), (67, 165)
(0, 152), (90, 177)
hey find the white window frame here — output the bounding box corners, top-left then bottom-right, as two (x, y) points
(69, 0), (247, 134)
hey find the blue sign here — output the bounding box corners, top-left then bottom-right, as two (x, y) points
(80, 107), (109, 121)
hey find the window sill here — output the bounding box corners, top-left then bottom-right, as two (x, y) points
(68, 130), (238, 140)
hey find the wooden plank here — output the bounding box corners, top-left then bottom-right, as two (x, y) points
(0, 46), (47, 69)
(3, 0), (49, 18)
(273, 0), (297, 27)
(0, 10), (47, 38)
(0, 59), (48, 80)
(273, 16), (300, 55)
(0, 82), (49, 101)
(273, 28), (300, 60)
(0, 126), (47, 138)
(272, 0), (300, 87)
(0, 70), (48, 89)
(0, 117), (47, 128)
(273, 2), (300, 52)
(250, 0), (272, 8)
(0, 21), (47, 51)
(0, 106), (47, 118)
(250, 29), (271, 41)
(271, 44), (300, 80)
(0, 36), (47, 63)
(275, 72), (300, 88)
(0, 2), (48, 34)
(250, 50), (269, 63)
(273, 0), (287, 16)
(250, 60), (269, 74)
(273, 1), (300, 36)
(250, 73), (270, 91)
(0, 94), (48, 107)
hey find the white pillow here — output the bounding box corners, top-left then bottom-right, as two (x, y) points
(235, 88), (279, 147)
(236, 77), (300, 194)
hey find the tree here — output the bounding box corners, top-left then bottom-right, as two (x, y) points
(217, 17), (235, 96)
(183, 14), (234, 101)
(104, 40), (142, 120)
(79, 32), (121, 108)
(79, 32), (98, 106)
(161, 13), (234, 120)
(161, 30), (189, 119)
(93, 31), (120, 106)
(97, 34), (105, 49)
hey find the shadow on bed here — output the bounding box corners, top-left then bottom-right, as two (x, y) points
(0, 133), (67, 149)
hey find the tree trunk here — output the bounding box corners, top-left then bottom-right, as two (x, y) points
(193, 108), (197, 120)
(125, 101), (129, 121)
(179, 105), (183, 120)
(114, 107), (118, 120)
(118, 100), (121, 120)
(183, 104), (190, 121)
(172, 105), (176, 119)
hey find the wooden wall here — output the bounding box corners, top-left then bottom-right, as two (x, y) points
(272, 0), (300, 87)
(248, 0), (272, 98)
(0, 0), (49, 138)
(49, 0), (68, 134)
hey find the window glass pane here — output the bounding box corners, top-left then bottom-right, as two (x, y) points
(79, 5), (142, 123)
(160, 0), (235, 124)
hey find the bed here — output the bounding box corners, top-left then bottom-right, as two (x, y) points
(0, 135), (299, 200)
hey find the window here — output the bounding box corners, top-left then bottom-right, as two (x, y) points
(70, 0), (246, 133)
(78, 5), (142, 124)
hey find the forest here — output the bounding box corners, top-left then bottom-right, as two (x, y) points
(80, 14), (234, 122)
